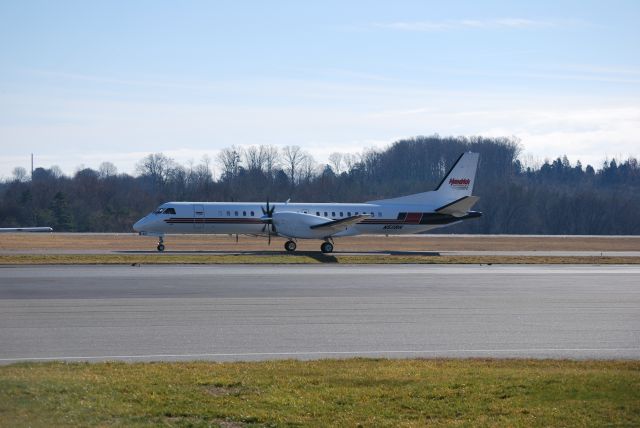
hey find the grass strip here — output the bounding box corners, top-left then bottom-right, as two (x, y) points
(0, 253), (639, 265)
(1, 359), (638, 427)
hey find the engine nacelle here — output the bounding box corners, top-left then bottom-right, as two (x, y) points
(272, 211), (333, 239)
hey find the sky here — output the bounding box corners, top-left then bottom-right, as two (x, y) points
(1, 0), (639, 178)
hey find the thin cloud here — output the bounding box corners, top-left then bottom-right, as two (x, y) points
(374, 18), (562, 32)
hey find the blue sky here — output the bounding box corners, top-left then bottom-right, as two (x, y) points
(1, 0), (639, 177)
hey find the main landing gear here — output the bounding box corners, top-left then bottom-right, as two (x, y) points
(157, 236), (165, 252)
(320, 241), (334, 253)
(284, 240), (297, 252)
(284, 239), (334, 253)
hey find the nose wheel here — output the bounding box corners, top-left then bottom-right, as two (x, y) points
(320, 241), (334, 253)
(284, 240), (297, 252)
(157, 236), (165, 252)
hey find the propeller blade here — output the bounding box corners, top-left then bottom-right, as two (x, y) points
(260, 198), (276, 245)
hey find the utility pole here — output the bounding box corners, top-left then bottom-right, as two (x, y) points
(31, 153), (34, 180)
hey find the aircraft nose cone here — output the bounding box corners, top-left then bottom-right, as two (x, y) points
(133, 218), (145, 232)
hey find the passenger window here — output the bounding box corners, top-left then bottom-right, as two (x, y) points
(316, 212), (320, 216)
(234, 211), (238, 216)
(332, 212), (335, 217)
(370, 212), (374, 217)
(242, 211), (246, 216)
(251, 211), (254, 216)
(340, 212), (343, 217)
(324, 212), (328, 217)
(355, 212), (359, 215)
(347, 211), (351, 216)
(227, 211), (230, 216)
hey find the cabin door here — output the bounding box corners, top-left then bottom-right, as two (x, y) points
(193, 204), (205, 231)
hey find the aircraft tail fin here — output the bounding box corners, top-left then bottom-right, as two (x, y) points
(367, 152), (480, 206)
(433, 152), (479, 199)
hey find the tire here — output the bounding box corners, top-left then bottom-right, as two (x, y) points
(284, 241), (297, 252)
(321, 242), (333, 253)
(157, 244), (165, 252)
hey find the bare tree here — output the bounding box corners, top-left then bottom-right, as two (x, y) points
(201, 154), (212, 175)
(193, 163), (212, 183)
(12, 166), (27, 182)
(217, 146), (243, 181)
(197, 155), (213, 182)
(49, 165), (64, 178)
(185, 155), (213, 188)
(328, 152), (343, 174)
(300, 154), (317, 183)
(98, 161), (118, 179)
(282, 145), (306, 186)
(135, 153), (175, 185)
(342, 153), (360, 172)
(244, 145), (267, 172)
(263, 145), (280, 176)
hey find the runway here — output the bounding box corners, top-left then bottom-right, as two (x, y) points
(1, 265), (638, 363)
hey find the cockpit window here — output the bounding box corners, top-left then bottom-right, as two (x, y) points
(154, 207), (176, 215)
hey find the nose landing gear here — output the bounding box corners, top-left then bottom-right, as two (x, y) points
(157, 236), (165, 252)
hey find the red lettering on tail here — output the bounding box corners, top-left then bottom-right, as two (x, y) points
(449, 178), (470, 186)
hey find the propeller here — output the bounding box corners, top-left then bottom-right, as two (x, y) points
(260, 199), (276, 245)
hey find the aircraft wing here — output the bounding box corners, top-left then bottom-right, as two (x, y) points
(435, 196), (480, 217)
(309, 214), (370, 234)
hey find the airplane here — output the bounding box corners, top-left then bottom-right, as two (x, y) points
(133, 152), (482, 253)
(0, 227), (53, 232)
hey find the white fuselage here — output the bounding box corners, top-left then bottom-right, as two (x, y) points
(133, 152), (482, 250)
(133, 201), (472, 238)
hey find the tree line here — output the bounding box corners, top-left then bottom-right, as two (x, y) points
(1, 136), (639, 234)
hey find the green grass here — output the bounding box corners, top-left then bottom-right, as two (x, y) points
(1, 253), (639, 265)
(1, 359), (638, 427)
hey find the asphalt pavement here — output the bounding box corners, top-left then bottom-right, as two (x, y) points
(0, 264), (638, 363)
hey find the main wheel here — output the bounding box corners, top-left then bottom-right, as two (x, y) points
(284, 240), (297, 252)
(320, 242), (334, 253)
(157, 243), (165, 252)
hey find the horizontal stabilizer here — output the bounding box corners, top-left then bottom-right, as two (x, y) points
(435, 196), (480, 217)
(0, 227), (53, 233)
(309, 214), (370, 234)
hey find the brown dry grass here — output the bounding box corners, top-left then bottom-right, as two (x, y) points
(0, 232), (638, 253)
